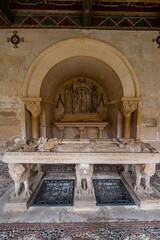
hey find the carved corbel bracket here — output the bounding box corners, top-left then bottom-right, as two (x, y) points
(119, 101), (137, 117)
(25, 102), (41, 118)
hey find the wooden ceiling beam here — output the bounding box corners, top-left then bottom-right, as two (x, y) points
(96, 0), (160, 2)
(0, 0), (12, 25)
(83, 0), (92, 26)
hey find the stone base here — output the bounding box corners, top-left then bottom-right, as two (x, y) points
(74, 187), (97, 211)
(61, 113), (102, 122)
(4, 172), (44, 211)
(121, 172), (160, 210)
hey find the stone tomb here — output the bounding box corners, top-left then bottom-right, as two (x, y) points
(2, 139), (160, 210)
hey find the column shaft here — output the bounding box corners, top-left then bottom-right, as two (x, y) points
(25, 101), (41, 139)
(32, 116), (39, 139)
(123, 115), (131, 138)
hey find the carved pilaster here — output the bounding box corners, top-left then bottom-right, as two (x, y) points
(25, 102), (41, 118)
(119, 101), (138, 138)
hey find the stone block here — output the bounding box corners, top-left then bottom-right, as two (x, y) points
(0, 125), (21, 139)
(140, 127), (158, 141)
(24, 56), (36, 70)
(4, 42), (31, 57)
(140, 42), (154, 57)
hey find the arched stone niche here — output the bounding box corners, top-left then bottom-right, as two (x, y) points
(22, 38), (141, 140)
(145, 118), (157, 127)
(54, 77), (108, 139)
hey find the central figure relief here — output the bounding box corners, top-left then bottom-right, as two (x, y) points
(64, 80), (98, 114)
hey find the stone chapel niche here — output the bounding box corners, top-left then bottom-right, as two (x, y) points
(54, 77), (108, 139)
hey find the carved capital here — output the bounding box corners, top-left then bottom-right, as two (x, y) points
(26, 102), (41, 118)
(119, 101), (137, 117)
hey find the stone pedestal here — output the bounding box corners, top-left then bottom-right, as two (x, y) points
(121, 171), (160, 210)
(74, 163), (97, 210)
(4, 171), (44, 211)
(74, 187), (97, 211)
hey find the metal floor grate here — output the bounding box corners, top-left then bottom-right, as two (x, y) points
(93, 179), (135, 206)
(31, 179), (75, 206)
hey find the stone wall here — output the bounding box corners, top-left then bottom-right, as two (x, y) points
(0, 29), (160, 158)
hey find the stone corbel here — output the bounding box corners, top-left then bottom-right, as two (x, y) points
(25, 101), (41, 139)
(25, 101), (41, 118)
(119, 101), (138, 138)
(119, 101), (137, 118)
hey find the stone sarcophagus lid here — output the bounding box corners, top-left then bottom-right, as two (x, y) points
(3, 138), (160, 165)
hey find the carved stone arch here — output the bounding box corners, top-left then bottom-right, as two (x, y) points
(22, 38), (141, 139)
(23, 38), (140, 98)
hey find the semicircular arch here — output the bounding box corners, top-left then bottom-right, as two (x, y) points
(23, 38), (140, 98)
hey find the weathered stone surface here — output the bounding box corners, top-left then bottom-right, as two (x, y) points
(0, 29), (160, 155)
(2, 151), (160, 164)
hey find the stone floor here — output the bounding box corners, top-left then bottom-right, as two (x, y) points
(0, 221), (160, 239)
(0, 162), (160, 239)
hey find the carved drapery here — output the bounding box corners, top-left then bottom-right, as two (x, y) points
(25, 102), (41, 139)
(119, 101), (138, 138)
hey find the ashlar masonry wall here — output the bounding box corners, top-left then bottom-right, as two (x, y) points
(0, 29), (160, 158)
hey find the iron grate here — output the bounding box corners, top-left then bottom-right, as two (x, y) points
(93, 179), (135, 206)
(31, 179), (75, 207)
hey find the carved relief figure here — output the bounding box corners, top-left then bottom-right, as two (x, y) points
(63, 79), (101, 114)
(77, 88), (89, 113)
(56, 78), (107, 123)
(64, 85), (72, 113)
(76, 163), (94, 195)
(91, 85), (98, 112)
(8, 163), (34, 199)
(134, 163), (156, 193)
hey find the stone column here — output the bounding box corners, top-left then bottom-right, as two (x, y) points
(59, 127), (64, 140)
(119, 101), (137, 138)
(26, 102), (41, 139)
(79, 127), (84, 139)
(98, 127), (104, 139)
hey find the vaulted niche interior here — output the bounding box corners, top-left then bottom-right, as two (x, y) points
(33, 56), (125, 139)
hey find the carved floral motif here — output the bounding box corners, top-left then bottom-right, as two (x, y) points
(119, 101), (137, 117)
(26, 102), (41, 117)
